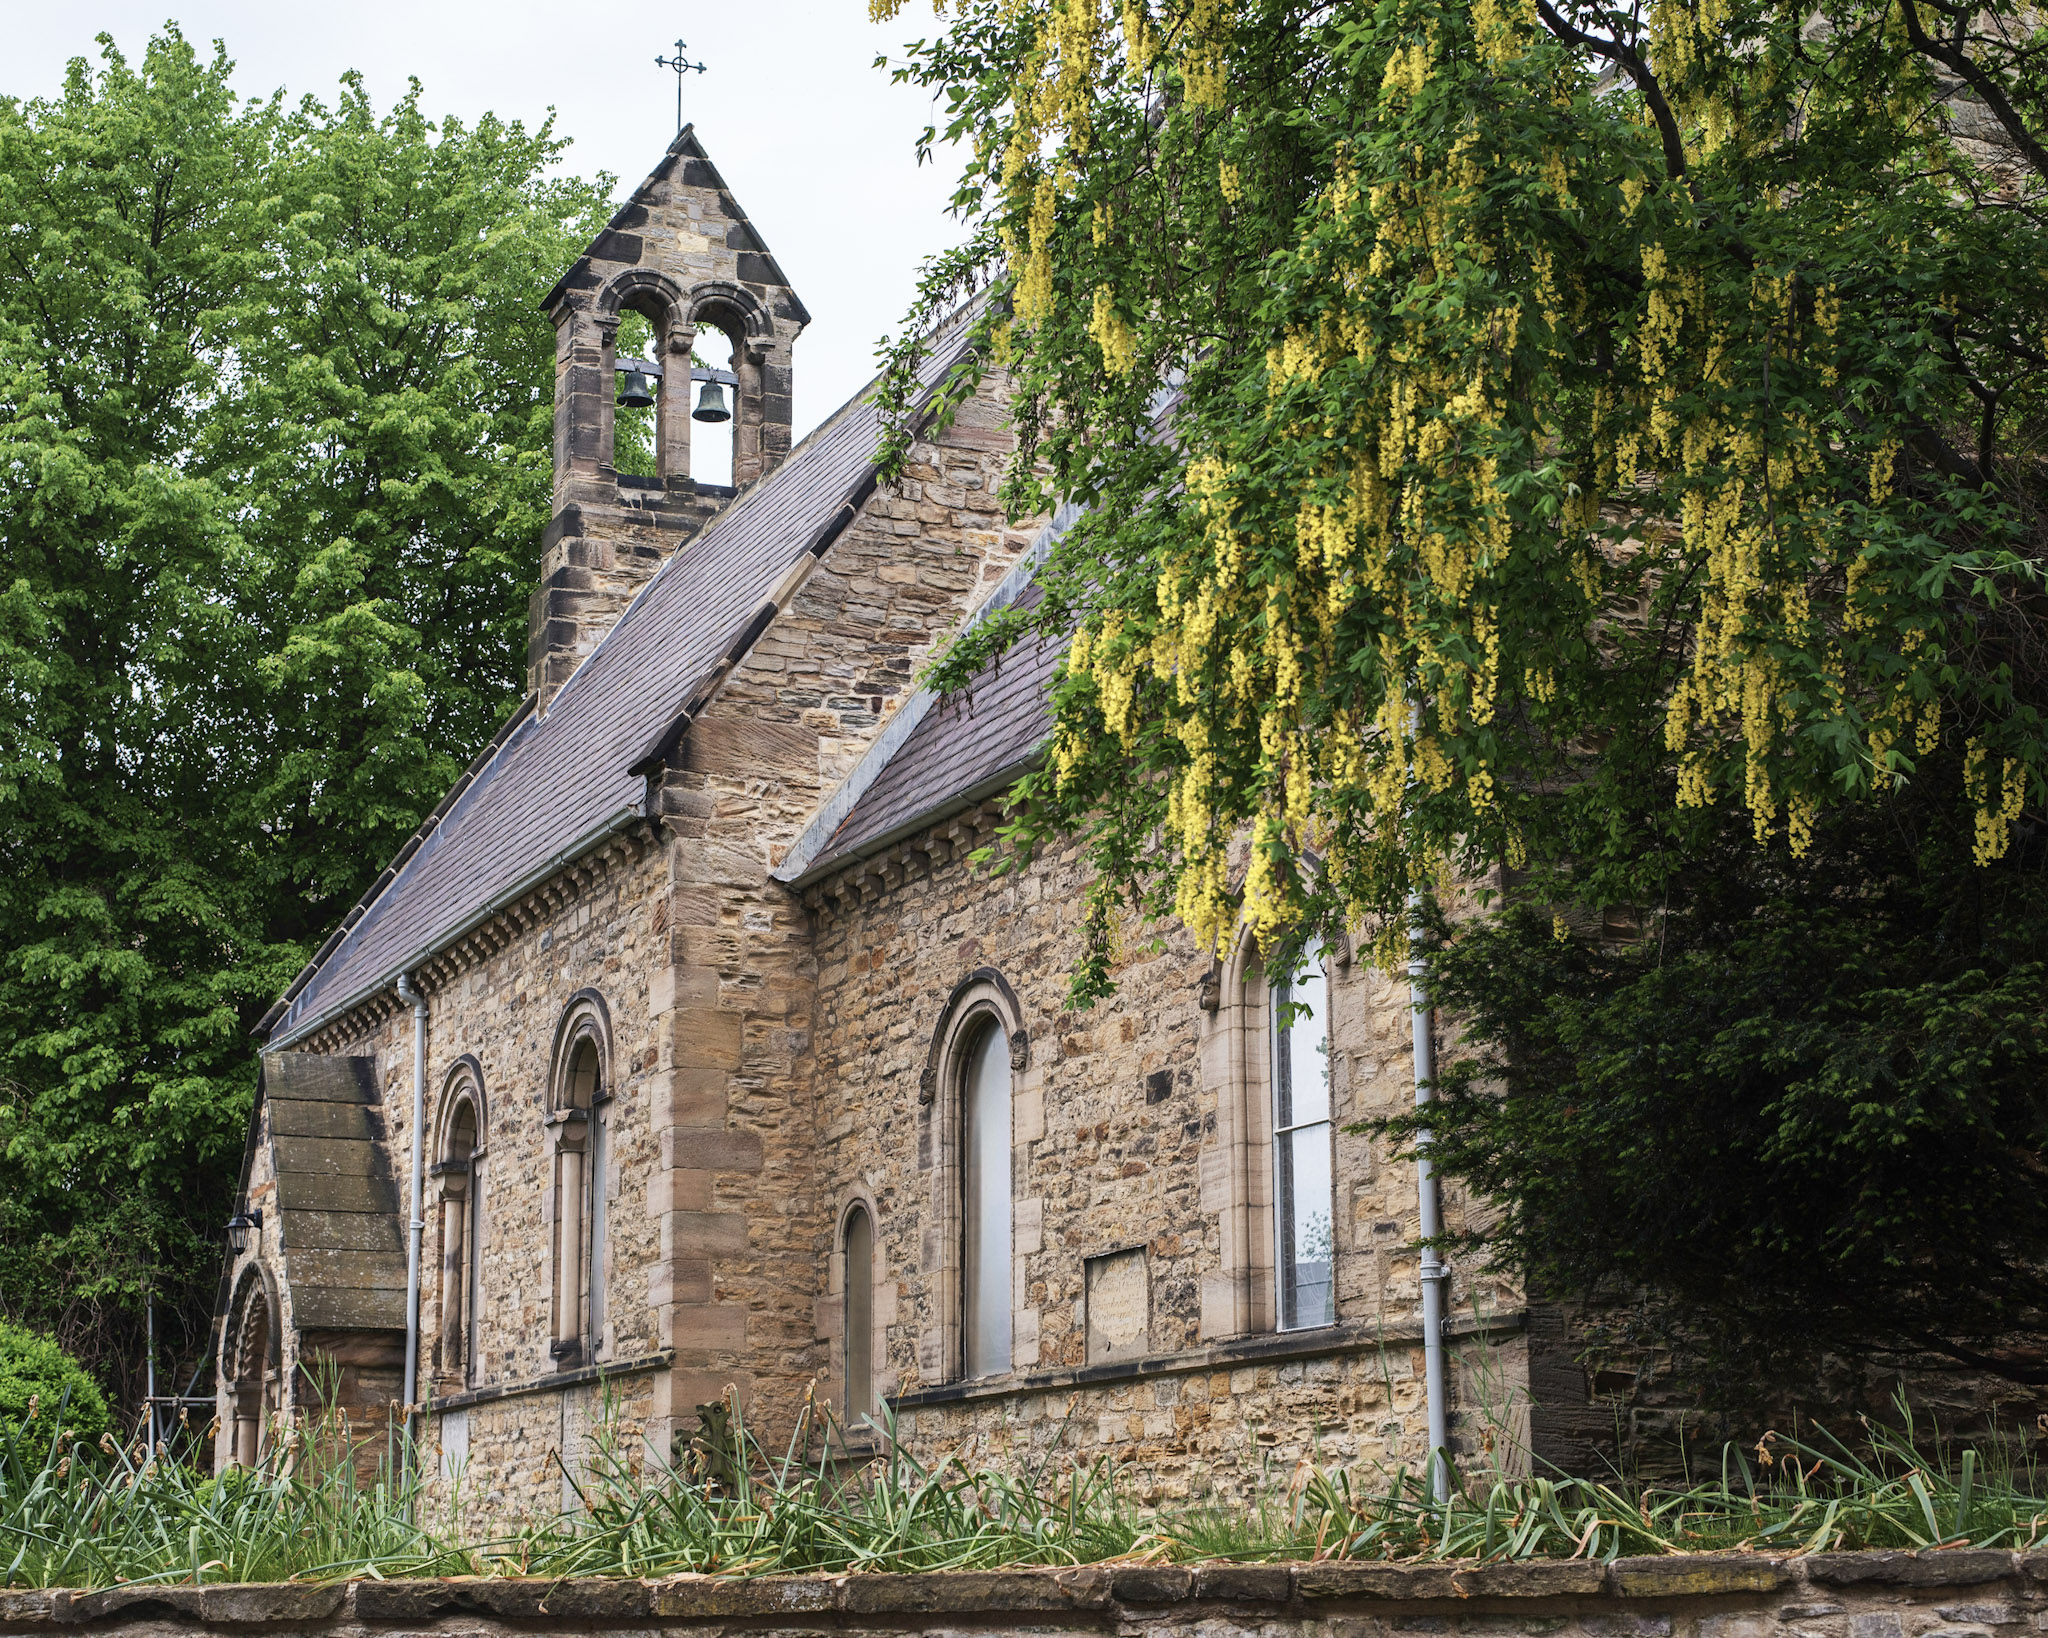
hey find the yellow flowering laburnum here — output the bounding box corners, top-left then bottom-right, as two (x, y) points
(880, 0), (2048, 984)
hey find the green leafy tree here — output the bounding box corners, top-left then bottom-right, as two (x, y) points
(0, 30), (608, 1404)
(871, 0), (2048, 1386)
(1389, 772), (2048, 1399)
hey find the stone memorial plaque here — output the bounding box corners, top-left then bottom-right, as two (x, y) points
(1085, 1246), (1150, 1364)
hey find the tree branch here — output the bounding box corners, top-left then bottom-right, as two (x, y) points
(1532, 0), (1689, 183)
(1896, 0), (2048, 185)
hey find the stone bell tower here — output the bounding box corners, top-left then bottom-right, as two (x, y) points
(528, 126), (810, 706)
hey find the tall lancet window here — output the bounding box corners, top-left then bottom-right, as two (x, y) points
(550, 1017), (610, 1362)
(1272, 941), (1335, 1330)
(435, 1090), (480, 1384)
(961, 1019), (1012, 1377)
(842, 1203), (875, 1424)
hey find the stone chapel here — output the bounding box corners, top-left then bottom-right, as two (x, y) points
(216, 128), (1597, 1524)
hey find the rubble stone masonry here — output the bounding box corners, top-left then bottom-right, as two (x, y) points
(804, 822), (1530, 1502)
(14, 1549), (2048, 1638)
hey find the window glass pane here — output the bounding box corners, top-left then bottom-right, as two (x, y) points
(962, 1020), (1012, 1377)
(1273, 944), (1330, 1127)
(468, 1163), (484, 1385)
(1278, 1124), (1335, 1329)
(588, 1104), (608, 1347)
(1273, 939), (1334, 1331)
(844, 1206), (874, 1421)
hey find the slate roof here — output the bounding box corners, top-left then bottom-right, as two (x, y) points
(775, 507), (1076, 888)
(261, 1054), (407, 1332)
(270, 323), (978, 1044)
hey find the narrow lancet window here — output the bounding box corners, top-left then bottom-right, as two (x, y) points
(961, 1019), (1012, 1377)
(842, 1204), (874, 1424)
(1272, 941), (1335, 1330)
(552, 1034), (605, 1360)
(436, 1098), (478, 1383)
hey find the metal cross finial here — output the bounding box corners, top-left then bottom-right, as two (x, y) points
(655, 38), (708, 135)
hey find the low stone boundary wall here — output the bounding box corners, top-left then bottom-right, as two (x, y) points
(3, 1550), (2043, 1638)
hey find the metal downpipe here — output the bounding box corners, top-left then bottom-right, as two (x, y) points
(394, 973), (428, 1462)
(1406, 702), (1451, 1500)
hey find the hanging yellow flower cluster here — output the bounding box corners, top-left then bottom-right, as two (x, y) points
(883, 0), (2037, 981)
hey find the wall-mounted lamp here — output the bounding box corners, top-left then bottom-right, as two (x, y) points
(226, 1209), (263, 1255)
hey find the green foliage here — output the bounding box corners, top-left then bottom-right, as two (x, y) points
(0, 1407), (463, 1589)
(876, 0), (2048, 975)
(0, 1325), (107, 1448)
(1387, 772), (2048, 1395)
(0, 29), (610, 1397)
(872, 0), (2048, 1389)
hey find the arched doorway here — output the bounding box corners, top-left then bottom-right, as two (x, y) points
(225, 1271), (279, 1466)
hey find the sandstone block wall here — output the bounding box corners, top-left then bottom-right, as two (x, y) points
(254, 376), (1035, 1532)
(645, 383), (1033, 1462)
(804, 822), (1532, 1499)
(304, 832), (671, 1528)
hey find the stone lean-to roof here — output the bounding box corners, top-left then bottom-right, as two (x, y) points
(261, 1054), (408, 1331)
(268, 320), (980, 1046)
(774, 504), (1080, 889)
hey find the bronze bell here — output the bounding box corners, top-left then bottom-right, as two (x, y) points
(616, 368), (656, 410)
(692, 378), (732, 423)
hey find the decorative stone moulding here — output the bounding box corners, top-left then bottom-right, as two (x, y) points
(800, 802), (1006, 921)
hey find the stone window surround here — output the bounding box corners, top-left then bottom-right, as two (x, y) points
(430, 1056), (486, 1390)
(1198, 931), (1355, 1344)
(917, 968), (1046, 1386)
(826, 1194), (884, 1438)
(544, 991), (614, 1369)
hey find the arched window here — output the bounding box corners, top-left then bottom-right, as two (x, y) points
(687, 319), (738, 489)
(433, 1063), (484, 1386)
(548, 999), (611, 1364)
(1270, 941), (1335, 1330)
(920, 969), (1030, 1382)
(841, 1203), (875, 1425)
(961, 1018), (1013, 1378)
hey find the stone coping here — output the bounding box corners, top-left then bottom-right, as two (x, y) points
(891, 1309), (1527, 1410)
(428, 1350), (672, 1415)
(8, 1547), (2043, 1628)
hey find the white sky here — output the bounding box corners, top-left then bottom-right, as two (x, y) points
(2, 1), (971, 441)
